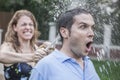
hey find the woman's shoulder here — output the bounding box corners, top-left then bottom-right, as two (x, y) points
(0, 42), (15, 52)
(1, 42), (12, 46)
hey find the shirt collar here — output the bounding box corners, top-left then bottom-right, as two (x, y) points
(53, 49), (90, 63)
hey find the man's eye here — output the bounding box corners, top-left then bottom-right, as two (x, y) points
(80, 25), (86, 29)
(92, 25), (95, 31)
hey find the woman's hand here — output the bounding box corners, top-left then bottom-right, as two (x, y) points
(38, 41), (55, 54)
(34, 41), (55, 62)
(33, 49), (46, 62)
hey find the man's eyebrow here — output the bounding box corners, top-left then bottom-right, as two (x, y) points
(79, 22), (87, 25)
(79, 22), (90, 27)
(78, 22), (95, 28)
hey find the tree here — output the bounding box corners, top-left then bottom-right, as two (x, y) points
(0, 0), (64, 40)
(0, 0), (120, 45)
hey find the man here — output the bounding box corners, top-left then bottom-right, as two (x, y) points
(29, 7), (100, 80)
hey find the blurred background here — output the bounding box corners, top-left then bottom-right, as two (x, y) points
(0, 0), (120, 80)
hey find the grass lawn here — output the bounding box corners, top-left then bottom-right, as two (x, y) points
(92, 60), (120, 80)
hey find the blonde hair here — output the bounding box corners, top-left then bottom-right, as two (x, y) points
(4, 9), (40, 51)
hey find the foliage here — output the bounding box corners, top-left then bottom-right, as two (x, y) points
(86, 0), (120, 45)
(0, 0), (120, 45)
(92, 60), (120, 80)
(0, 0), (62, 40)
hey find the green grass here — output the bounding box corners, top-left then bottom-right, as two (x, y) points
(92, 60), (120, 80)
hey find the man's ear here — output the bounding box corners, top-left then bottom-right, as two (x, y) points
(60, 27), (69, 39)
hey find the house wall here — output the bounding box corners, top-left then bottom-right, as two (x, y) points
(0, 12), (13, 80)
(0, 12), (13, 44)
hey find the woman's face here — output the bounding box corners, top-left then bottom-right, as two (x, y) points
(14, 15), (34, 41)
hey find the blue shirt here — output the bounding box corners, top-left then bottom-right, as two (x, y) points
(29, 49), (100, 80)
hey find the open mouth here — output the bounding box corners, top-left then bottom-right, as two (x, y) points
(86, 41), (93, 49)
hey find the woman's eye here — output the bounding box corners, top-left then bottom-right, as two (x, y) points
(29, 23), (34, 26)
(21, 23), (27, 26)
(21, 23), (34, 27)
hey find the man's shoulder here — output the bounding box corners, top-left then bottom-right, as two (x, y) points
(37, 50), (57, 64)
(34, 50), (58, 71)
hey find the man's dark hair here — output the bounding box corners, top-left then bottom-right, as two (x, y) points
(57, 7), (91, 42)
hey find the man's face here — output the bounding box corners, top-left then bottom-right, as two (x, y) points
(69, 13), (95, 57)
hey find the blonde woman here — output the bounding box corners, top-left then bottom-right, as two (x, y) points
(0, 10), (51, 80)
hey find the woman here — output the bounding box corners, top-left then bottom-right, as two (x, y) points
(0, 9), (50, 80)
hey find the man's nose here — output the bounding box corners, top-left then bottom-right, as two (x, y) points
(88, 28), (94, 38)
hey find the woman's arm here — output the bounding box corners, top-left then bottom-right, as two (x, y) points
(0, 42), (53, 64)
(0, 42), (43, 64)
(0, 52), (36, 64)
